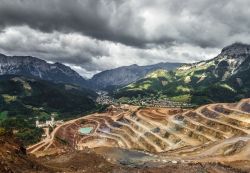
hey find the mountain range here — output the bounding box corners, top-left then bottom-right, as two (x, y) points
(88, 62), (182, 90)
(0, 75), (97, 116)
(0, 42), (250, 146)
(0, 53), (182, 90)
(116, 43), (250, 105)
(0, 42), (250, 106)
(0, 53), (87, 87)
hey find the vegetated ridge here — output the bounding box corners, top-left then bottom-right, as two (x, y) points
(0, 75), (98, 145)
(117, 43), (250, 105)
(89, 62), (182, 90)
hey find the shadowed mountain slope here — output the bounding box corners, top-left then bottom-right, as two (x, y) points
(0, 53), (87, 87)
(89, 62), (182, 90)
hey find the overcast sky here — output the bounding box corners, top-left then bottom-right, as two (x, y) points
(0, 0), (250, 78)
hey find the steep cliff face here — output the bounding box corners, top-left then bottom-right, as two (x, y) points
(177, 43), (250, 81)
(221, 42), (250, 56)
(0, 54), (87, 87)
(206, 42), (250, 81)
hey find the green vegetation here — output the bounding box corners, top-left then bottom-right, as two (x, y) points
(0, 111), (8, 121)
(0, 127), (5, 136)
(116, 56), (250, 105)
(0, 118), (43, 145)
(169, 94), (191, 103)
(16, 127), (43, 145)
(0, 75), (99, 145)
(2, 94), (17, 103)
(0, 75), (98, 119)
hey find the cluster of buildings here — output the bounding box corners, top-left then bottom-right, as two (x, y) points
(138, 98), (194, 108)
(116, 97), (194, 108)
(35, 116), (63, 128)
(96, 91), (115, 105)
(96, 91), (194, 108)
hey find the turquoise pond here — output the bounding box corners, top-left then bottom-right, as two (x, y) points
(78, 127), (93, 134)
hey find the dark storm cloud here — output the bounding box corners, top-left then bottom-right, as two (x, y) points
(0, 0), (249, 48)
(0, 26), (220, 78)
(0, 26), (109, 70)
(0, 0), (147, 47)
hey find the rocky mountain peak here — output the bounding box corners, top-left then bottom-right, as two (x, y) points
(0, 53), (86, 86)
(221, 42), (250, 56)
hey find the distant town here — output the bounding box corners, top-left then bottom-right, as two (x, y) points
(96, 91), (195, 108)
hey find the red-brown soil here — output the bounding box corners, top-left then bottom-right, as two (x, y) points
(25, 99), (250, 172)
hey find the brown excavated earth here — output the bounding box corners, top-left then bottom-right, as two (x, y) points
(2, 133), (247, 173)
(40, 151), (247, 173)
(0, 132), (50, 173)
(9, 98), (250, 172)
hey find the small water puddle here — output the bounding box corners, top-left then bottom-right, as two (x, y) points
(79, 127), (93, 134)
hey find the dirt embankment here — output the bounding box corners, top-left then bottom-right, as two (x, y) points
(0, 132), (50, 173)
(39, 149), (247, 173)
(0, 132), (247, 173)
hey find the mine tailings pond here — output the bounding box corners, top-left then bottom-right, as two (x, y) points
(79, 127), (93, 135)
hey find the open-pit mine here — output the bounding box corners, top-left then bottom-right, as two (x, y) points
(28, 99), (250, 172)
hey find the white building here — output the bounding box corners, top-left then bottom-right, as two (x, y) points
(36, 116), (57, 128)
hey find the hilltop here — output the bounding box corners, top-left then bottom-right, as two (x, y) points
(0, 53), (87, 87)
(116, 43), (250, 105)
